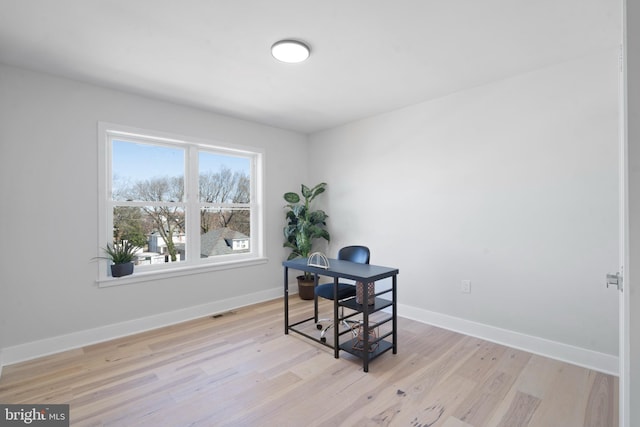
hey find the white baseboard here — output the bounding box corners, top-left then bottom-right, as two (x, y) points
(398, 303), (619, 376)
(1, 292), (617, 378)
(1, 287), (283, 369)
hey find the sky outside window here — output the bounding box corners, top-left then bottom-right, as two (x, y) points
(112, 140), (250, 196)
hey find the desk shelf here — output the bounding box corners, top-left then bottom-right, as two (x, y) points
(338, 297), (394, 367)
(339, 296), (393, 312)
(340, 337), (394, 361)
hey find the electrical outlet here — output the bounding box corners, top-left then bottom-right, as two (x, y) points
(461, 280), (471, 293)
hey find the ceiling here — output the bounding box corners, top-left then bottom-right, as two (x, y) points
(0, 0), (621, 134)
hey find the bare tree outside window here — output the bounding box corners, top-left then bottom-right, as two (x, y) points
(199, 166), (250, 234)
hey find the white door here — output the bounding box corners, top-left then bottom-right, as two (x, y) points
(618, 3), (629, 424)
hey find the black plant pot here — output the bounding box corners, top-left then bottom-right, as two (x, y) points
(111, 262), (134, 278)
(297, 275), (315, 300)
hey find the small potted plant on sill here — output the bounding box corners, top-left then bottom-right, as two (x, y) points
(98, 241), (139, 277)
(283, 183), (330, 299)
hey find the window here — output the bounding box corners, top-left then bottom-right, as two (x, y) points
(98, 123), (264, 284)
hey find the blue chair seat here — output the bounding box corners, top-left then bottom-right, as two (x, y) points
(315, 283), (356, 300)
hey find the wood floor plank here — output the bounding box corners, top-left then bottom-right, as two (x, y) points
(0, 297), (617, 426)
(452, 370), (515, 426)
(527, 362), (603, 427)
(584, 372), (618, 427)
(394, 373), (477, 427)
(494, 391), (541, 427)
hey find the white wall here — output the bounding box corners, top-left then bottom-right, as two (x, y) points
(309, 50), (620, 368)
(0, 64), (307, 363)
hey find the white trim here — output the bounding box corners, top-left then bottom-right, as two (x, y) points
(96, 257), (268, 287)
(399, 303), (619, 376)
(0, 287), (282, 368)
(620, 2), (630, 425)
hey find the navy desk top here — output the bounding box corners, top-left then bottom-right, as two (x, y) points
(282, 257), (399, 282)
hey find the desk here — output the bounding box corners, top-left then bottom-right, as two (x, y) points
(283, 257), (399, 372)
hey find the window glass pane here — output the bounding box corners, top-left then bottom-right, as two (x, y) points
(112, 140), (185, 202)
(113, 206), (152, 248)
(113, 206), (186, 264)
(199, 152), (250, 203)
(200, 208), (250, 257)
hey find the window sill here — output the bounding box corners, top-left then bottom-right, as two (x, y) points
(96, 257), (269, 288)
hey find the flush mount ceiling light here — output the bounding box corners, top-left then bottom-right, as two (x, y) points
(271, 39), (310, 63)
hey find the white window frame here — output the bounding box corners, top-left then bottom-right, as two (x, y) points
(97, 122), (266, 287)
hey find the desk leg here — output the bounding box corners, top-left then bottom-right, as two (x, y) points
(313, 273), (319, 323)
(333, 277), (339, 359)
(362, 282), (369, 373)
(392, 274), (397, 354)
(284, 266), (289, 335)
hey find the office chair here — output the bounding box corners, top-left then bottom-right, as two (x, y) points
(315, 245), (370, 342)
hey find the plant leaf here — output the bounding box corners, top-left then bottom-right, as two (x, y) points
(284, 192), (300, 203)
(301, 184), (312, 199)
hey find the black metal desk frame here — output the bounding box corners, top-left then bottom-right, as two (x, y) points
(283, 257), (399, 372)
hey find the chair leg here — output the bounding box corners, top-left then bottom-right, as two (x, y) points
(316, 317), (332, 342)
(316, 313), (359, 342)
(317, 301), (347, 341)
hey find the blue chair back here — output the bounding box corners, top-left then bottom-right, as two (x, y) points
(338, 246), (370, 264)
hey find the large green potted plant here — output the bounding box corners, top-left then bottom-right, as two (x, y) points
(283, 183), (330, 299)
(98, 241), (139, 277)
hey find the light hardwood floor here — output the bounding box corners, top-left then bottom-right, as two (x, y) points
(0, 297), (617, 426)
